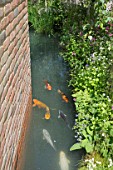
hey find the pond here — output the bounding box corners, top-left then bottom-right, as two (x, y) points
(19, 29), (83, 170)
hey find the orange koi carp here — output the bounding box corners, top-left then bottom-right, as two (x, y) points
(33, 99), (49, 111)
(58, 89), (69, 103)
(44, 80), (52, 91)
(33, 99), (51, 120)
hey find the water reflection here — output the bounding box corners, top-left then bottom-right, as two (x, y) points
(19, 30), (83, 170)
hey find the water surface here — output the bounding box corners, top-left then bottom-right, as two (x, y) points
(20, 30), (83, 170)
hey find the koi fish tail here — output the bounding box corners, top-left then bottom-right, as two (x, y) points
(46, 106), (50, 112)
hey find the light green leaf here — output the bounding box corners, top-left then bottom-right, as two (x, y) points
(86, 143), (93, 153)
(70, 143), (82, 151)
(110, 129), (113, 136)
(81, 139), (89, 147)
(87, 127), (93, 136)
(82, 130), (87, 138)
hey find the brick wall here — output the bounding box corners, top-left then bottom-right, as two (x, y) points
(0, 0), (32, 170)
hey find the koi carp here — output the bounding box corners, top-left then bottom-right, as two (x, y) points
(44, 80), (52, 91)
(33, 98), (50, 112)
(58, 89), (69, 103)
(58, 110), (71, 129)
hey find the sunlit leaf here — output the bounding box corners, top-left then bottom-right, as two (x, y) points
(70, 143), (82, 151)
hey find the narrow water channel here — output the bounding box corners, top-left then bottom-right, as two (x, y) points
(19, 30), (83, 170)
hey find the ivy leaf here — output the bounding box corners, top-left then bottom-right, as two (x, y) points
(70, 143), (82, 151)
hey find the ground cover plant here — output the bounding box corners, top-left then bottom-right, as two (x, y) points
(28, 0), (113, 169)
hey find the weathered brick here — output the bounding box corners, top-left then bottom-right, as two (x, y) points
(1, 51), (9, 66)
(0, 83), (3, 99)
(1, 17), (9, 30)
(8, 12), (14, 23)
(2, 70), (10, 90)
(12, 17), (19, 28)
(4, 3), (11, 15)
(6, 55), (12, 70)
(6, 23), (14, 36)
(10, 30), (16, 42)
(5, 85), (12, 101)
(18, 4), (23, 13)
(0, 64), (7, 84)
(0, 46), (4, 58)
(0, 30), (6, 46)
(1, 100), (7, 114)
(0, 7), (4, 18)
(3, 36), (10, 51)
(8, 42), (14, 54)
(14, 7), (18, 17)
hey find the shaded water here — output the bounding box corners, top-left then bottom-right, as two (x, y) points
(20, 30), (83, 170)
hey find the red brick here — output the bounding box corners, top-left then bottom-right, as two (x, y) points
(6, 23), (14, 36)
(18, 4), (23, 12)
(1, 51), (9, 66)
(8, 42), (14, 55)
(10, 30), (16, 42)
(1, 17), (9, 30)
(3, 36), (10, 51)
(8, 72), (14, 85)
(0, 64), (7, 84)
(8, 12), (14, 23)
(13, 17), (19, 28)
(9, 89), (15, 102)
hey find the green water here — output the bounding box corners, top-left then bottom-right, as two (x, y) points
(19, 30), (83, 170)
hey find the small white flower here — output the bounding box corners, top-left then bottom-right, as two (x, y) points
(108, 158), (113, 168)
(96, 161), (101, 164)
(102, 133), (105, 136)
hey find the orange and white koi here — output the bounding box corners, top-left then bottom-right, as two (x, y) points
(58, 89), (69, 103)
(44, 80), (52, 91)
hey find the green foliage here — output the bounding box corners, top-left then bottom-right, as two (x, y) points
(28, 0), (67, 34)
(59, 0), (113, 168)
